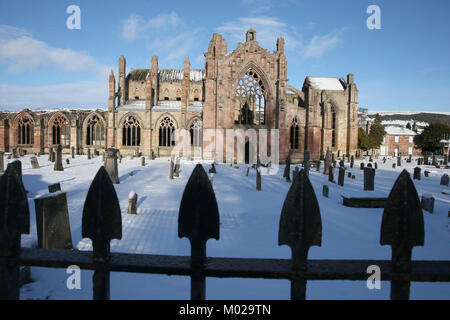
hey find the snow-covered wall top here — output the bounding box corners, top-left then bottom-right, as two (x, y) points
(304, 77), (344, 91)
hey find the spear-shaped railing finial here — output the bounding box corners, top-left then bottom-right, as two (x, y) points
(82, 166), (122, 300)
(178, 164), (220, 300)
(381, 169), (424, 300)
(279, 169), (322, 300)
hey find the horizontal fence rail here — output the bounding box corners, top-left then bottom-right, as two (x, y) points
(1, 159), (450, 300)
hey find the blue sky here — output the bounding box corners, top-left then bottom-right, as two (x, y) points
(0, 0), (449, 112)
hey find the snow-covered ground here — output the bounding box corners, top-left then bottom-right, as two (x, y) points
(1, 153), (449, 300)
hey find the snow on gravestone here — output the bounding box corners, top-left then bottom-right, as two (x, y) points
(30, 156), (40, 169)
(441, 174), (449, 186)
(34, 191), (73, 249)
(128, 191), (138, 214)
(105, 147), (120, 184)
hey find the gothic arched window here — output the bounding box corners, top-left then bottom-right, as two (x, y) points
(290, 117), (299, 150)
(235, 70), (265, 125)
(17, 114), (34, 145)
(122, 115), (141, 146)
(51, 114), (69, 146)
(86, 115), (105, 146)
(331, 108), (337, 148)
(159, 116), (175, 147)
(190, 118), (202, 147)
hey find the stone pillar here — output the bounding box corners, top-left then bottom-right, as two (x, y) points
(105, 147), (120, 184)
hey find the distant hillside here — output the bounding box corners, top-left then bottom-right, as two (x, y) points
(367, 112), (450, 127)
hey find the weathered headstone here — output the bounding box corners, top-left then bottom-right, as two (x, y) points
(12, 147), (18, 158)
(284, 155), (291, 182)
(392, 163), (396, 169)
(408, 154), (412, 163)
(328, 166), (335, 183)
(256, 167), (261, 191)
(339, 160), (345, 168)
(350, 155), (354, 168)
(348, 172), (352, 178)
(397, 156), (402, 167)
(54, 145), (64, 171)
(8, 160), (22, 182)
(174, 157), (180, 177)
(444, 154), (448, 165)
(322, 185), (329, 198)
(246, 167), (250, 177)
(316, 160), (321, 172)
(34, 192), (73, 249)
(364, 167), (375, 191)
(48, 183), (61, 193)
(169, 157), (174, 180)
(424, 156), (429, 165)
(87, 148), (91, 160)
(48, 147), (53, 161)
(119, 154), (122, 163)
(66, 158), (70, 165)
(30, 156), (40, 169)
(351, 175), (356, 180)
(440, 174), (449, 186)
(0, 151), (4, 172)
(18, 147), (24, 157)
(421, 195), (435, 214)
(50, 150), (55, 163)
(360, 162), (365, 170)
(413, 167), (421, 180)
(128, 191), (138, 214)
(432, 154), (437, 166)
(71, 147), (75, 159)
(141, 157), (145, 166)
(105, 147), (120, 184)
(424, 170), (429, 178)
(374, 162), (378, 169)
(338, 167), (345, 187)
(209, 163), (216, 174)
(417, 158), (423, 166)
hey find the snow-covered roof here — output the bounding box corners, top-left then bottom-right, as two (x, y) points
(304, 77), (345, 91)
(128, 69), (205, 82)
(384, 126), (419, 136)
(118, 100), (202, 112)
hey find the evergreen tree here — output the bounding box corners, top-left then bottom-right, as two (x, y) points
(358, 127), (371, 151)
(368, 114), (386, 150)
(419, 123), (450, 153)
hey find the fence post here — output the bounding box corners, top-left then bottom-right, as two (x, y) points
(279, 169), (322, 300)
(179, 164), (220, 300)
(82, 166), (122, 300)
(0, 162), (30, 300)
(381, 170), (424, 300)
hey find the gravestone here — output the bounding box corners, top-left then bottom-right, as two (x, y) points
(348, 172), (352, 178)
(169, 157), (174, 180)
(34, 192), (73, 249)
(50, 150), (55, 163)
(421, 195), (435, 214)
(413, 167), (421, 180)
(392, 163), (396, 169)
(135, 147), (140, 158)
(328, 166), (335, 183)
(105, 147), (120, 184)
(209, 163), (216, 174)
(71, 147), (75, 159)
(284, 155), (291, 182)
(119, 154), (122, 163)
(12, 147), (18, 158)
(66, 158), (70, 165)
(8, 160), (23, 182)
(322, 185), (329, 198)
(424, 156), (429, 165)
(397, 156), (402, 167)
(364, 167), (375, 191)
(7, 154), (11, 160)
(351, 175), (356, 180)
(0, 151), (4, 172)
(48, 147), (53, 161)
(374, 162), (378, 169)
(441, 174), (449, 186)
(87, 148), (91, 160)
(141, 157), (146, 166)
(303, 150), (310, 167)
(360, 163), (365, 170)
(369, 156), (373, 162)
(293, 166), (299, 180)
(48, 183), (61, 193)
(339, 160), (345, 168)
(128, 191), (138, 214)
(246, 167), (250, 177)
(350, 155), (354, 168)
(432, 154), (437, 166)
(367, 163), (373, 168)
(408, 154), (412, 163)
(174, 157), (180, 177)
(30, 156), (40, 169)
(333, 160), (337, 168)
(54, 145), (64, 171)
(19, 147), (24, 157)
(316, 160), (321, 172)
(256, 167), (261, 191)
(417, 158), (423, 166)
(338, 167), (345, 187)
(210, 172), (214, 185)
(424, 170), (429, 177)
(445, 154), (448, 165)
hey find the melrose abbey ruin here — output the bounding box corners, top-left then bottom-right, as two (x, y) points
(0, 29), (359, 162)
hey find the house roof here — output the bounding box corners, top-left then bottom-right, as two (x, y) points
(304, 77), (345, 91)
(384, 126), (419, 136)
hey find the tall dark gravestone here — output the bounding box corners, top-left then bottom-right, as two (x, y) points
(324, 148), (332, 175)
(414, 167), (421, 180)
(0, 151), (4, 173)
(338, 167), (345, 187)
(105, 147), (120, 184)
(54, 145), (64, 171)
(364, 167), (375, 191)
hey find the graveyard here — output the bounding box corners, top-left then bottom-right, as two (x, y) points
(0, 152), (449, 300)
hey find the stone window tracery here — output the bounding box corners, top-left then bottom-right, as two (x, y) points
(122, 115), (141, 147)
(17, 114), (34, 145)
(290, 117), (299, 150)
(86, 115), (105, 146)
(159, 116), (175, 147)
(235, 71), (266, 125)
(51, 114), (69, 146)
(190, 118), (202, 147)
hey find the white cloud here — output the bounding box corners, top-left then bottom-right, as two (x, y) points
(0, 24), (107, 75)
(120, 12), (201, 67)
(216, 16), (300, 51)
(0, 82), (108, 110)
(303, 28), (346, 59)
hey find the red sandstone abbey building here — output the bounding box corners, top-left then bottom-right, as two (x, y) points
(0, 29), (359, 162)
